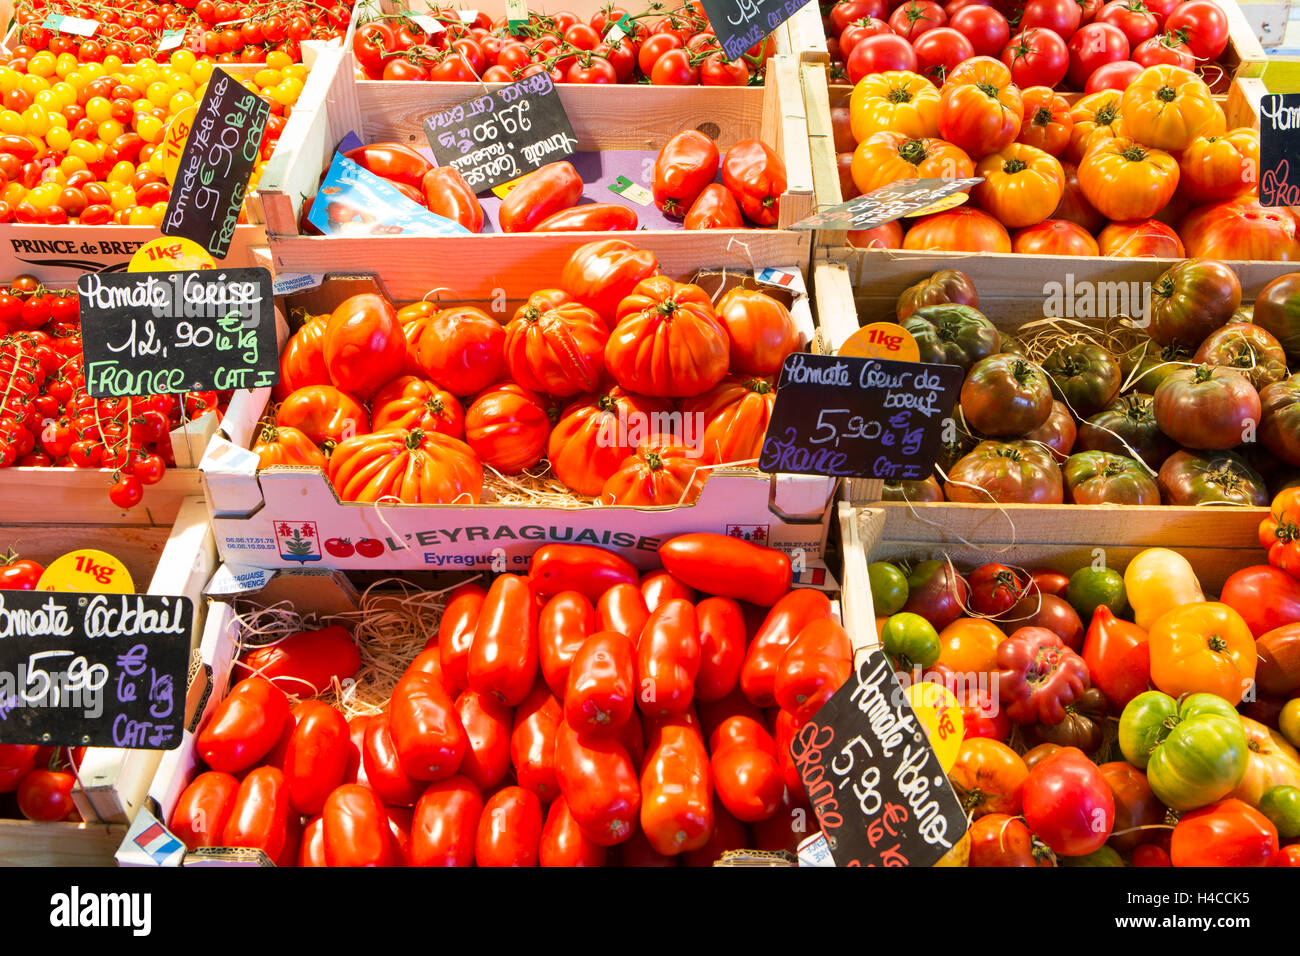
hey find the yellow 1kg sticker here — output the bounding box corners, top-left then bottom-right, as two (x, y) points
(159, 104), (197, 186)
(903, 680), (964, 773)
(37, 549), (135, 594)
(837, 321), (921, 362)
(129, 236), (216, 272)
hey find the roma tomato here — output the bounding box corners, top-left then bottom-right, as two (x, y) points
(499, 162), (583, 232)
(389, 669), (467, 781)
(652, 130), (720, 218)
(196, 677), (290, 774)
(476, 786), (544, 867)
(773, 618), (853, 722)
(168, 771), (238, 850)
(695, 597), (747, 702)
(469, 573), (538, 706)
(539, 795), (607, 866)
(684, 183), (745, 229)
(283, 700), (349, 816)
(411, 775), (483, 866)
(641, 714), (713, 855)
(512, 686), (563, 803)
(721, 139), (787, 226)
(363, 716), (425, 807)
(554, 719), (641, 845)
(539, 590), (597, 698)
(565, 631), (637, 737)
(436, 582), (485, 691)
(597, 583), (651, 641)
(421, 166), (484, 233)
(708, 716), (784, 823)
(454, 689), (514, 791)
(529, 544), (638, 602)
(1021, 746), (1115, 856)
(658, 532), (792, 606)
(636, 599), (700, 718)
(740, 588), (834, 706)
(221, 766), (297, 866)
(323, 784), (395, 867)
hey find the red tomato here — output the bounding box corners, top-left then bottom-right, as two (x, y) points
(454, 689), (514, 791)
(435, 582), (486, 693)
(740, 589), (834, 707)
(565, 631), (637, 737)
(323, 784), (395, 867)
(389, 669), (467, 781)
(1066, 22), (1129, 89)
(1220, 565), (1300, 638)
(298, 817), (327, 867)
(401, 304), (505, 398)
(168, 773), (240, 850)
(773, 618), (854, 722)
(1001, 28), (1069, 88)
(597, 584), (650, 641)
(657, 533), (793, 607)
(1081, 606), (1151, 709)
(221, 766), (298, 866)
(323, 293), (405, 401)
(1095, 0), (1158, 48)
(16, 769), (75, 822)
(914, 27), (975, 83)
(464, 382), (552, 475)
(236, 625), (361, 696)
(469, 573), (539, 706)
(283, 700), (349, 816)
(1133, 31), (1195, 69)
(1165, 0), (1229, 59)
(529, 544), (638, 602)
(640, 714), (713, 855)
(539, 795), (607, 866)
(476, 786), (544, 866)
(362, 715), (425, 807)
(553, 719), (641, 845)
(847, 33), (919, 84)
(708, 715), (784, 822)
(539, 590), (597, 699)
(636, 599), (701, 718)
(410, 775), (483, 866)
(196, 676), (291, 774)
(499, 161), (583, 232)
(695, 597), (747, 702)
(1021, 746), (1115, 856)
(949, 4), (1011, 56)
(511, 685), (562, 803)
(889, 0), (948, 41)
(1170, 798), (1279, 867)
(1020, 0), (1081, 37)
(1084, 58), (1144, 92)
(559, 239), (659, 325)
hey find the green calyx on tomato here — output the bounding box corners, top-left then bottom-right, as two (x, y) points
(881, 611), (941, 672)
(1118, 690), (1248, 812)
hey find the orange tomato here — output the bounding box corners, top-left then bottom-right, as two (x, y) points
(1148, 602), (1257, 705)
(1018, 86), (1073, 157)
(1066, 91), (1125, 164)
(937, 617), (1006, 676)
(851, 131), (974, 196)
(848, 70), (941, 143)
(938, 56), (1024, 157)
(1178, 128), (1260, 204)
(973, 143), (1065, 229)
(1120, 65), (1224, 152)
(1012, 219), (1100, 256)
(903, 207), (1012, 252)
(1077, 137), (1180, 221)
(948, 737), (1029, 818)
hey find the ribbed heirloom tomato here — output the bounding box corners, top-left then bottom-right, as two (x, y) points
(503, 291), (609, 398)
(1077, 137), (1179, 221)
(323, 293), (405, 401)
(851, 131), (974, 196)
(400, 304), (506, 398)
(601, 438), (705, 506)
(681, 375), (777, 464)
(938, 56), (1024, 157)
(274, 314), (329, 400)
(464, 383), (552, 474)
(370, 376), (465, 438)
(275, 385), (369, 447)
(973, 143), (1065, 228)
(252, 424), (327, 469)
(560, 240), (660, 323)
(714, 287), (800, 376)
(547, 387), (677, 496)
(1120, 65), (1224, 151)
(605, 277), (729, 397)
(849, 70), (942, 141)
(328, 428), (483, 504)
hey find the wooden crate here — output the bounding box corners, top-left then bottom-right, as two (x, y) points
(0, 496), (217, 865)
(252, 45), (816, 280)
(838, 502), (1270, 650)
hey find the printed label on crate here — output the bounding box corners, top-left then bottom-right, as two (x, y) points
(204, 563), (276, 596)
(791, 177), (984, 232)
(42, 13), (99, 35)
(603, 13), (634, 43)
(308, 152), (471, 237)
(272, 272), (325, 295)
(161, 67), (270, 258)
(0, 591), (192, 749)
(409, 13), (445, 34)
(797, 832), (834, 867)
(505, 0), (529, 32)
(423, 72), (578, 193)
(77, 267), (278, 397)
(789, 649), (968, 867)
(758, 353), (963, 481)
(1259, 93), (1300, 207)
(120, 808), (188, 867)
(697, 0), (804, 61)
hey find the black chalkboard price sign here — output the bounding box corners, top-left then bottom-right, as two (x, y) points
(759, 352), (963, 480)
(77, 267), (277, 398)
(789, 650), (969, 867)
(423, 72), (577, 193)
(0, 591), (192, 749)
(1258, 93), (1300, 207)
(792, 177), (984, 232)
(697, 0), (807, 61)
(160, 66), (270, 258)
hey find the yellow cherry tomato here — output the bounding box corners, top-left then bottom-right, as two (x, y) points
(1125, 548), (1206, 630)
(169, 50), (198, 73)
(27, 52), (57, 79)
(85, 96), (113, 123)
(44, 126), (71, 152)
(0, 111), (23, 135)
(97, 120), (126, 143)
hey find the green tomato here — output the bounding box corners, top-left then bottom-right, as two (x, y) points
(1259, 785), (1300, 839)
(868, 561), (909, 617)
(1281, 699), (1300, 750)
(880, 611), (940, 671)
(1118, 691), (1248, 812)
(1067, 566), (1128, 621)
(1060, 845), (1125, 867)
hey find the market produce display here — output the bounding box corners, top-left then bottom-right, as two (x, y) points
(170, 536), (845, 866)
(0, 274), (228, 508)
(0, 46), (304, 225)
(12, 0), (355, 63)
(263, 240), (802, 505)
(868, 261), (1300, 505)
(869, 536), (1300, 866)
(320, 130), (789, 233)
(353, 2), (775, 85)
(831, 58), (1279, 259)
(821, 0), (1234, 90)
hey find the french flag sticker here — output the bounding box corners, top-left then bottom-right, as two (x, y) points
(131, 819), (185, 866)
(755, 268), (796, 287)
